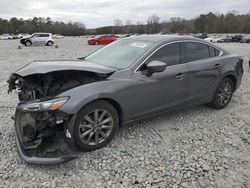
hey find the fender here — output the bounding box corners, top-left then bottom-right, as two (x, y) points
(57, 79), (131, 118)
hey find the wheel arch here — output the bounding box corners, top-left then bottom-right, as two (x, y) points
(47, 40), (54, 44)
(222, 73), (237, 91)
(78, 98), (123, 126)
(26, 39), (32, 44)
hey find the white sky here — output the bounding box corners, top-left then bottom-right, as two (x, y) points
(0, 0), (249, 28)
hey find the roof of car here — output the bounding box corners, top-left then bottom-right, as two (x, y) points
(124, 34), (227, 54)
(127, 34), (205, 43)
(33, 33), (52, 34)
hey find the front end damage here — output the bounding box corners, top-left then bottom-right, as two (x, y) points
(8, 61), (114, 164)
(14, 108), (77, 164)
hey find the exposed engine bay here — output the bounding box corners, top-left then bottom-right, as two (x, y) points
(8, 70), (108, 101)
(7, 60), (115, 164)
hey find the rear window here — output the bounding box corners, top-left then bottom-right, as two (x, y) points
(40, 34), (49, 37)
(209, 46), (221, 57)
(215, 48), (220, 56)
(183, 42), (210, 62)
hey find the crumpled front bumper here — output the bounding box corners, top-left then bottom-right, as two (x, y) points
(14, 108), (78, 165)
(14, 132), (76, 164)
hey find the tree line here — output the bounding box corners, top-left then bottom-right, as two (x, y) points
(0, 11), (249, 36)
(0, 17), (86, 36)
(95, 11), (250, 34)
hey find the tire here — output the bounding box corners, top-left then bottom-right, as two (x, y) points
(210, 78), (234, 109)
(74, 100), (119, 151)
(95, 41), (99, 45)
(25, 40), (32, 46)
(47, 41), (53, 46)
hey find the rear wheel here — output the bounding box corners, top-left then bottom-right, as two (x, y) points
(47, 41), (53, 46)
(74, 100), (119, 150)
(210, 78), (234, 109)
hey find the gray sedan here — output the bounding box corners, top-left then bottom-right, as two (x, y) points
(8, 35), (244, 164)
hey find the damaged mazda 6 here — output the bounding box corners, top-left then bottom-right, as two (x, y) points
(8, 35), (243, 164)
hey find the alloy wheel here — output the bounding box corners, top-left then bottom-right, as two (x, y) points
(217, 81), (232, 106)
(79, 109), (113, 146)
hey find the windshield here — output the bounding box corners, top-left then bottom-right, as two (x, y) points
(85, 39), (154, 69)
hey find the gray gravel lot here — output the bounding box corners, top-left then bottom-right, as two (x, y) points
(0, 38), (250, 188)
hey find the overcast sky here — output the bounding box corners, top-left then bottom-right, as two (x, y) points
(0, 0), (249, 28)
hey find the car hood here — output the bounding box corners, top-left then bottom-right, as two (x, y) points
(22, 36), (30, 39)
(14, 59), (116, 77)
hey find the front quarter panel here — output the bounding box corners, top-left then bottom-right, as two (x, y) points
(57, 78), (132, 117)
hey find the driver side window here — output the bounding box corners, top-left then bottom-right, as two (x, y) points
(146, 42), (181, 67)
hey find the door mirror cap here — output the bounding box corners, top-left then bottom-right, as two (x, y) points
(147, 60), (167, 73)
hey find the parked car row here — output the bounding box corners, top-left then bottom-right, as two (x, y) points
(86, 33), (250, 45)
(0, 33), (31, 40)
(0, 33), (14, 40)
(193, 33), (250, 43)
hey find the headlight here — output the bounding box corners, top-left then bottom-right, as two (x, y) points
(20, 97), (69, 111)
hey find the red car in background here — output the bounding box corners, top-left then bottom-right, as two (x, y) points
(88, 34), (116, 45)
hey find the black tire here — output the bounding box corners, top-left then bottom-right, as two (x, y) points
(210, 78), (234, 109)
(74, 100), (119, 151)
(25, 40), (32, 46)
(47, 41), (53, 46)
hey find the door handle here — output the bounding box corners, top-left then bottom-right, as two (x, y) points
(214, 64), (222, 70)
(176, 73), (185, 80)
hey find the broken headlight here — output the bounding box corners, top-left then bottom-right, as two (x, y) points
(20, 97), (69, 111)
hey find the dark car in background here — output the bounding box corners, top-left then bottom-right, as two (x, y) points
(88, 34), (116, 45)
(231, 35), (243, 42)
(240, 35), (250, 43)
(195, 33), (208, 39)
(219, 35), (232, 42)
(8, 35), (243, 164)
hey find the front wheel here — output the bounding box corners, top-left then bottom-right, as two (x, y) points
(25, 40), (32, 46)
(74, 100), (119, 150)
(210, 78), (234, 109)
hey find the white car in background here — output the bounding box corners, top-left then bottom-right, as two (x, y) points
(53, 34), (64, 39)
(20, 33), (54, 46)
(0, 34), (13, 40)
(204, 36), (223, 43)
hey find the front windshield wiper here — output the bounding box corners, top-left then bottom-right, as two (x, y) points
(77, 58), (119, 71)
(77, 56), (86, 60)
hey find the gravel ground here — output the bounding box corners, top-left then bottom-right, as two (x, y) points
(0, 38), (250, 188)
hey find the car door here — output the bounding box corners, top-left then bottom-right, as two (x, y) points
(128, 42), (189, 119)
(104, 35), (111, 44)
(31, 34), (42, 44)
(98, 36), (106, 44)
(182, 41), (222, 103)
(40, 34), (49, 44)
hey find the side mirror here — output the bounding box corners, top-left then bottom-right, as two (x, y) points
(145, 60), (167, 76)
